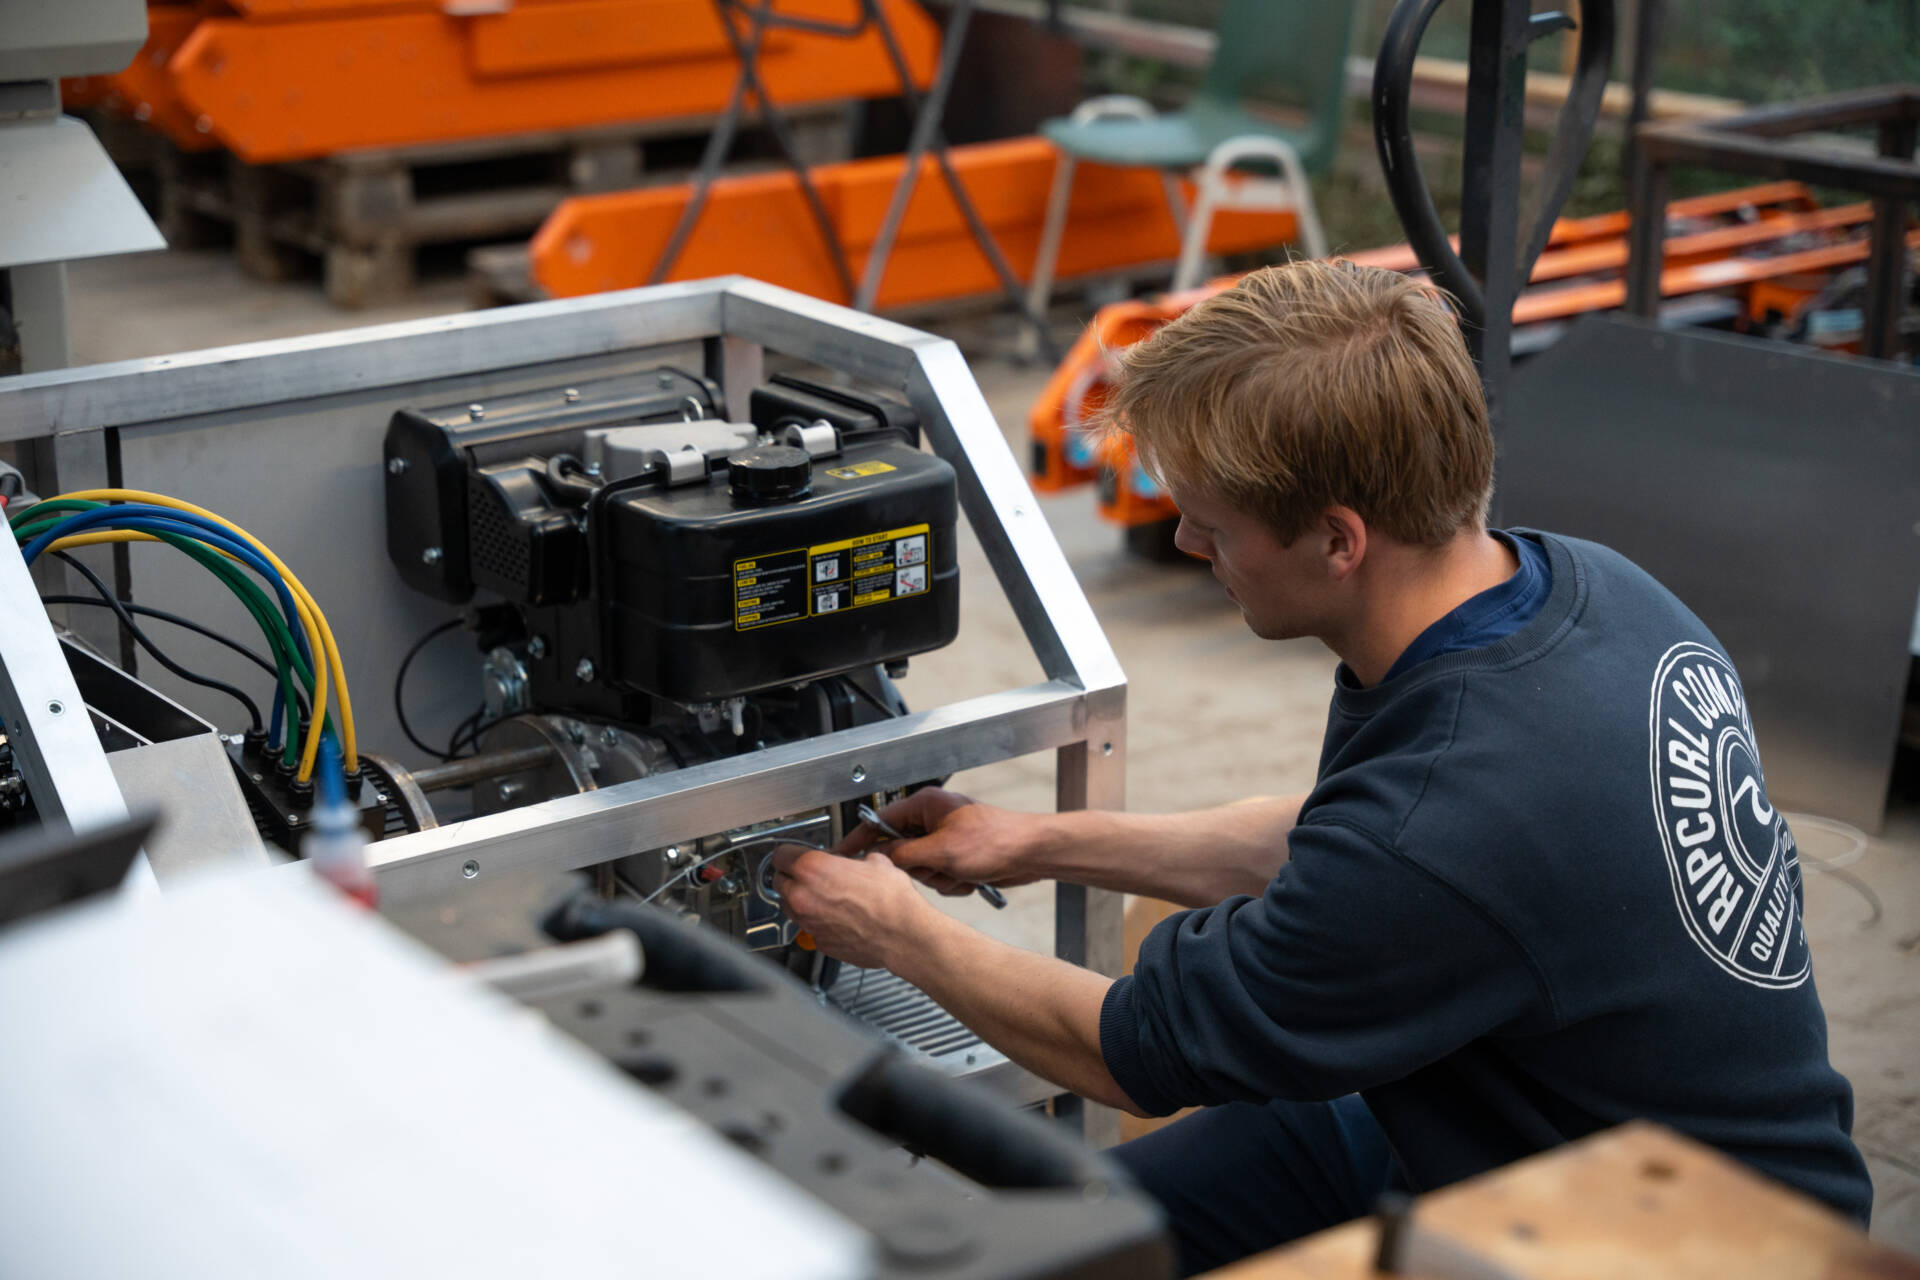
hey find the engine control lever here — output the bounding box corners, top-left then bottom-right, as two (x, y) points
(858, 803), (1007, 910)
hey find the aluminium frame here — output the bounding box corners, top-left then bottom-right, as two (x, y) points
(0, 276), (1128, 1137)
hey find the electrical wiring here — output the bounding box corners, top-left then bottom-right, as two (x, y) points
(17, 514), (318, 768)
(638, 836), (837, 907)
(393, 618), (466, 761)
(46, 489), (357, 776)
(16, 495), (345, 772)
(38, 592), (289, 695)
(17, 508), (309, 649)
(10, 490), (356, 782)
(38, 564), (263, 733)
(445, 705), (487, 761)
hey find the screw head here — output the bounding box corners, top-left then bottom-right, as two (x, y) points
(574, 657), (596, 682)
(601, 726), (620, 747)
(1101, 741), (1114, 756)
(850, 763), (867, 784)
(461, 860), (479, 879)
(568, 722), (587, 745)
(45, 700), (63, 716)
(663, 845), (681, 865)
(563, 387), (581, 403)
(421, 546), (443, 566)
(467, 403), (485, 420)
(386, 456), (408, 475)
(527, 635), (548, 659)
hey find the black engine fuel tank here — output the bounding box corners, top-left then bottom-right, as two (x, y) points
(599, 439), (959, 702)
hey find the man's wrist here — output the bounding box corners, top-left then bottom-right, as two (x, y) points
(882, 898), (964, 988)
(1020, 808), (1083, 880)
(1022, 807), (1108, 883)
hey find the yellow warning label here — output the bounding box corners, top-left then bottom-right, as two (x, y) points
(825, 460), (898, 481)
(731, 523), (932, 631)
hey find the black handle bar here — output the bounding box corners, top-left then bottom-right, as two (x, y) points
(1371, 0), (1616, 335)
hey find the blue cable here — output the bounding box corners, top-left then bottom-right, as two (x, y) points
(317, 733), (347, 808)
(23, 503), (331, 760)
(21, 507), (311, 666)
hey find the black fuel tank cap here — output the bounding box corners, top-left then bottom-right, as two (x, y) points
(729, 444), (812, 505)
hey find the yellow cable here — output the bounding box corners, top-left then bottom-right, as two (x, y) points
(49, 491), (358, 778)
(48, 530), (334, 781)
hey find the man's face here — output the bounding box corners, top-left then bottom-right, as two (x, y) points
(1166, 481), (1332, 641)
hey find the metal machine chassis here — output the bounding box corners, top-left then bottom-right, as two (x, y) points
(0, 277), (1129, 1138)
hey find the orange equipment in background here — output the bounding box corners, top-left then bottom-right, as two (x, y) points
(1028, 180), (1905, 542)
(528, 135), (1301, 310)
(66, 0), (936, 165)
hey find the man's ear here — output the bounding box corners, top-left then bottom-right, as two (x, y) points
(1321, 506), (1368, 582)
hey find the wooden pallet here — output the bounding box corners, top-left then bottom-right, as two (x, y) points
(466, 244), (548, 310)
(150, 106), (854, 308)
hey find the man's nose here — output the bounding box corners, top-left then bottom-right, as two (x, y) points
(1173, 519), (1209, 560)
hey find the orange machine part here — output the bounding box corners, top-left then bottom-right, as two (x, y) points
(166, 0), (936, 164)
(1028, 300), (1168, 495)
(529, 135), (1301, 309)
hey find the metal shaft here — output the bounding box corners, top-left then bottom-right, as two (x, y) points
(407, 745), (556, 794)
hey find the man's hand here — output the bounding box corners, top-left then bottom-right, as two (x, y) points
(768, 846), (933, 969)
(840, 788), (1047, 897)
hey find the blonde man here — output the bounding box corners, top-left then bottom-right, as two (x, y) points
(773, 261), (1869, 1273)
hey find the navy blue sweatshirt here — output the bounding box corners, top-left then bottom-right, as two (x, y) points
(1101, 531), (1872, 1223)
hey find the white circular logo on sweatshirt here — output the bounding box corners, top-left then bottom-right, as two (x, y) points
(1647, 642), (1808, 989)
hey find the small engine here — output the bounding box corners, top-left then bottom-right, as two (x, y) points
(380, 369), (962, 976)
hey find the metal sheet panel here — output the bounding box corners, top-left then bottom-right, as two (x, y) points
(0, 536), (130, 834)
(0, 872), (869, 1279)
(0, 0), (146, 80)
(1502, 315), (1920, 831)
(0, 118), (163, 270)
(108, 735), (271, 878)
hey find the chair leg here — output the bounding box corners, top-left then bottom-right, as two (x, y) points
(1022, 151), (1077, 357)
(1278, 161), (1329, 260)
(1159, 172), (1189, 241)
(1173, 181), (1219, 293)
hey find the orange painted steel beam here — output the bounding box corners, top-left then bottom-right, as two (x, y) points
(530, 135), (1301, 310)
(1525, 202), (1872, 284)
(1344, 180), (1819, 275)
(1510, 227), (1920, 326)
(166, 0), (936, 164)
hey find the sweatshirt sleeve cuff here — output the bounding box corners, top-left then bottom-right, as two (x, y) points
(1099, 975), (1179, 1118)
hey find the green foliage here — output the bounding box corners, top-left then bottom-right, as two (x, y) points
(1659, 0), (1920, 102)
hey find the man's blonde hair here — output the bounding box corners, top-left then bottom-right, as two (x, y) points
(1104, 259), (1492, 547)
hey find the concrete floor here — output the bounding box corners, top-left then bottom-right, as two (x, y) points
(60, 248), (1920, 1250)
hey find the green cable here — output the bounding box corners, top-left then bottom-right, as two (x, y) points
(15, 503), (324, 768)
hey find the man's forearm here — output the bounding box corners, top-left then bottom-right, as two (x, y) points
(886, 909), (1145, 1116)
(1025, 796), (1302, 907)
